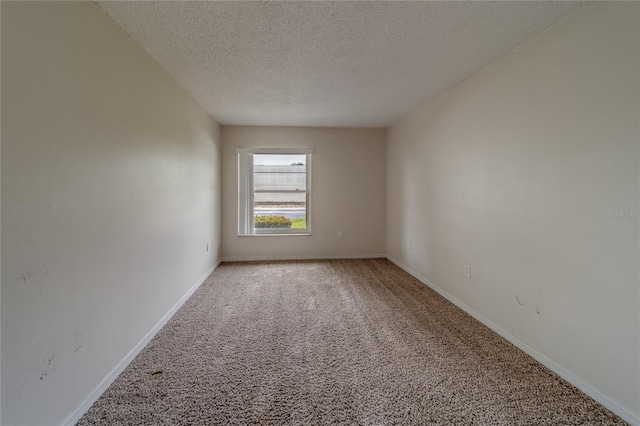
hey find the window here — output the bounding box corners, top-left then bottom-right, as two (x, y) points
(237, 148), (312, 235)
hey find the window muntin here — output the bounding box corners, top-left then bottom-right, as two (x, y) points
(238, 149), (312, 235)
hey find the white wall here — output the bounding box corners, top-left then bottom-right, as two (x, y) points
(222, 126), (386, 260)
(1, 2), (221, 424)
(387, 1), (639, 421)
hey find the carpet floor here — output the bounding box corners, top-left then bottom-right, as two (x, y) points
(78, 259), (625, 425)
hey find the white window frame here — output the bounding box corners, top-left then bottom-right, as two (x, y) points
(237, 148), (312, 236)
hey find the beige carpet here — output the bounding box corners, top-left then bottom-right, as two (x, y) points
(78, 259), (625, 425)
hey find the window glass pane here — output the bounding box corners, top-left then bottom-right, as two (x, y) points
(254, 154), (306, 191)
(238, 149), (311, 235)
(254, 191), (306, 230)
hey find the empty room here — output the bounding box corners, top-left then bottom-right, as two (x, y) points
(1, 1), (638, 425)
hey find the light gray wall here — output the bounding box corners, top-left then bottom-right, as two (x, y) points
(1, 2), (221, 424)
(222, 126), (386, 260)
(387, 1), (639, 420)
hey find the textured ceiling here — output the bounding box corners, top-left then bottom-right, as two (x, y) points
(98, 1), (586, 128)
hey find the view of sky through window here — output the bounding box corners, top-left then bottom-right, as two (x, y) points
(254, 154), (306, 165)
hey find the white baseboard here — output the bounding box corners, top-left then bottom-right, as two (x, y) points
(62, 260), (221, 426)
(220, 253), (386, 262)
(386, 256), (639, 426)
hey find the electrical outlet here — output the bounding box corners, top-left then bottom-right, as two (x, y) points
(338, 231), (344, 239)
(206, 243), (210, 252)
(409, 240), (413, 250)
(464, 265), (471, 278)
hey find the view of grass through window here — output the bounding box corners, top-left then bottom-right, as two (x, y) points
(253, 154), (307, 231)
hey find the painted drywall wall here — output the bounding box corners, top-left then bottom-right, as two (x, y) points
(387, 1), (639, 420)
(1, 2), (221, 424)
(221, 126), (386, 260)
